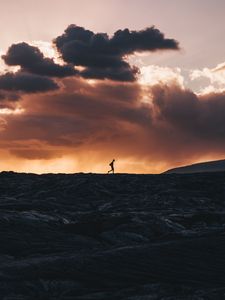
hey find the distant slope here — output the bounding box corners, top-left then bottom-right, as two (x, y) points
(164, 159), (225, 174)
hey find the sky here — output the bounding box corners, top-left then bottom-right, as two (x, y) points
(0, 0), (225, 173)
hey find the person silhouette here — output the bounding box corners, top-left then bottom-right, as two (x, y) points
(108, 159), (115, 174)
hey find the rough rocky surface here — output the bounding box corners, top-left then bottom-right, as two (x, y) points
(0, 171), (225, 299)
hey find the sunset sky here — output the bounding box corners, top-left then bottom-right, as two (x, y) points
(0, 0), (225, 173)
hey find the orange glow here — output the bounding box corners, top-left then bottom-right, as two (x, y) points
(0, 150), (224, 174)
(0, 107), (25, 115)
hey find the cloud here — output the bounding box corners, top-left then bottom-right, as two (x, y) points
(1, 25), (179, 85)
(139, 65), (184, 87)
(54, 25), (179, 81)
(1, 24), (225, 173)
(0, 76), (225, 173)
(2, 42), (76, 78)
(0, 91), (21, 102)
(0, 71), (59, 93)
(0, 78), (152, 163)
(190, 62), (225, 94)
(9, 148), (62, 160)
(213, 63), (225, 72)
(80, 64), (139, 82)
(149, 84), (225, 159)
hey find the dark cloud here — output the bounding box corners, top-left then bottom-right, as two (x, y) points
(0, 71), (59, 93)
(151, 84), (225, 141)
(54, 25), (179, 81)
(80, 64), (139, 82)
(111, 27), (179, 53)
(0, 25), (179, 86)
(2, 42), (76, 78)
(1, 76), (224, 169)
(0, 93), (6, 101)
(0, 91), (21, 102)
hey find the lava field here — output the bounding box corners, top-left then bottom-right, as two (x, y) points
(0, 171), (225, 299)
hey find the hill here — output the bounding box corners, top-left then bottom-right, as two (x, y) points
(164, 159), (225, 174)
(0, 171), (225, 298)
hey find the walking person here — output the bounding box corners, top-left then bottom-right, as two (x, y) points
(108, 159), (115, 174)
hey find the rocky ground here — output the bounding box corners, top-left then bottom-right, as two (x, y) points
(0, 171), (225, 299)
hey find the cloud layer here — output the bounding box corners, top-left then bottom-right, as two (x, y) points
(0, 77), (225, 172)
(0, 24), (224, 173)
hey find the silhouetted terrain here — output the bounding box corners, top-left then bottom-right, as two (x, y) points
(1, 171), (225, 299)
(165, 158), (225, 174)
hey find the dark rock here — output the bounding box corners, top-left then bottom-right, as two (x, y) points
(0, 171), (225, 298)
